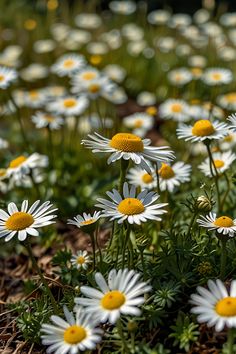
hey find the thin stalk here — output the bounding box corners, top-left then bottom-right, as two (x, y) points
(220, 237), (228, 279)
(24, 239), (59, 313)
(186, 212), (198, 238)
(221, 172), (230, 211)
(139, 247), (147, 278)
(29, 171), (41, 200)
(122, 224), (130, 269)
(89, 232), (96, 271)
(117, 319), (128, 354)
(205, 142), (221, 213)
(95, 225), (103, 271)
(119, 159), (129, 195)
(155, 163), (160, 195)
(227, 328), (235, 354)
(47, 127), (54, 168)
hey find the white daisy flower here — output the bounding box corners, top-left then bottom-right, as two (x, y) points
(68, 211), (101, 229)
(41, 306), (102, 353)
(220, 133), (236, 151)
(96, 182), (167, 225)
(75, 13), (102, 29)
(158, 162), (191, 192)
(6, 153), (48, 181)
(74, 268), (151, 324)
(227, 113), (236, 133)
(102, 64), (126, 83)
(147, 10), (171, 25)
(197, 212), (236, 237)
(109, 1), (136, 15)
(24, 89), (48, 108)
(217, 92), (236, 110)
(47, 96), (89, 116)
(167, 68), (192, 86)
(158, 99), (190, 122)
(126, 167), (157, 190)
(51, 53), (86, 77)
(202, 68), (233, 86)
(82, 132), (174, 173)
(123, 112), (154, 137)
(177, 119), (228, 143)
(20, 64), (48, 82)
(136, 91), (156, 106)
(199, 151), (236, 177)
(71, 250), (91, 270)
(0, 200), (57, 242)
(32, 111), (64, 130)
(190, 279), (236, 331)
(0, 66), (17, 89)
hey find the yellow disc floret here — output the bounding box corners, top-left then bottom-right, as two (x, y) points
(225, 93), (236, 103)
(214, 216), (234, 227)
(118, 198), (145, 215)
(171, 103), (182, 113)
(110, 133), (144, 152)
(192, 120), (215, 137)
(159, 163), (175, 179)
(0, 75), (4, 82)
(63, 59), (75, 68)
(9, 156), (27, 169)
(101, 290), (126, 310)
(213, 160), (224, 169)
(134, 119), (143, 128)
(142, 173), (154, 184)
(63, 98), (77, 108)
(212, 73), (222, 81)
(88, 84), (100, 93)
(215, 297), (236, 316)
(82, 72), (97, 81)
(5, 212), (34, 231)
(63, 325), (87, 344)
(77, 256), (85, 265)
(80, 219), (95, 226)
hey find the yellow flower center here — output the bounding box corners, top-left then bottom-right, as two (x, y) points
(80, 219), (95, 225)
(9, 156), (27, 169)
(215, 297), (236, 317)
(29, 90), (39, 99)
(212, 73), (222, 81)
(191, 68), (202, 76)
(213, 159), (224, 169)
(171, 103), (182, 113)
(192, 120), (215, 137)
(90, 55), (102, 65)
(5, 212), (34, 231)
(142, 173), (154, 184)
(88, 84), (100, 93)
(134, 119), (143, 128)
(225, 93), (236, 103)
(101, 290), (126, 310)
(44, 115), (55, 122)
(63, 59), (75, 68)
(110, 133), (144, 152)
(47, 0), (58, 11)
(24, 19), (37, 30)
(145, 106), (157, 116)
(118, 198), (145, 215)
(214, 216), (234, 227)
(77, 256), (85, 264)
(224, 135), (233, 143)
(63, 98), (77, 108)
(0, 169), (6, 177)
(0, 75), (5, 82)
(63, 325), (87, 344)
(159, 163), (175, 179)
(82, 72), (97, 81)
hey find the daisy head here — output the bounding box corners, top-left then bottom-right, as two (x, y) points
(217, 92), (236, 110)
(0, 200), (57, 242)
(126, 167), (157, 190)
(191, 279), (236, 331)
(197, 212), (236, 237)
(51, 53), (86, 77)
(227, 113), (236, 133)
(122, 112), (154, 137)
(96, 182), (167, 225)
(47, 95), (89, 116)
(41, 306), (102, 353)
(0, 66), (17, 89)
(82, 132), (174, 173)
(74, 268), (151, 324)
(167, 68), (192, 86)
(199, 150), (236, 177)
(71, 250), (91, 270)
(158, 99), (190, 122)
(202, 68), (233, 86)
(68, 211), (101, 233)
(31, 111), (64, 130)
(177, 119), (228, 143)
(158, 161), (191, 192)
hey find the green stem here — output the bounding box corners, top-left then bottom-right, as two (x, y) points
(89, 232), (96, 271)
(95, 225), (103, 271)
(117, 319), (128, 354)
(221, 173), (231, 211)
(227, 328), (235, 354)
(140, 248), (147, 278)
(155, 163), (160, 195)
(205, 142), (221, 213)
(122, 224), (130, 269)
(119, 159), (129, 195)
(24, 239), (59, 313)
(187, 212), (198, 238)
(220, 237), (228, 279)
(47, 127), (54, 168)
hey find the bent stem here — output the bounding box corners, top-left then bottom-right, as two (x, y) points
(24, 239), (59, 313)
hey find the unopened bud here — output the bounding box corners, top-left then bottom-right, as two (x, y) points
(195, 195), (212, 212)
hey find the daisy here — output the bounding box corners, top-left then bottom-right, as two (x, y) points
(103, 64), (126, 83)
(0, 200), (57, 242)
(136, 91), (156, 106)
(41, 306), (102, 353)
(74, 268), (151, 324)
(126, 167), (157, 190)
(158, 162), (191, 192)
(96, 182), (167, 225)
(158, 99), (190, 122)
(24, 89), (48, 108)
(47, 96), (89, 117)
(123, 112), (154, 137)
(71, 250), (91, 270)
(147, 10), (171, 25)
(167, 68), (192, 86)
(75, 13), (102, 29)
(32, 111), (64, 130)
(51, 53), (86, 77)
(227, 113), (236, 133)
(220, 133), (236, 151)
(82, 132), (174, 173)
(217, 92), (236, 110)
(6, 153), (48, 181)
(197, 212), (236, 237)
(199, 151), (236, 177)
(20, 64), (48, 82)
(68, 211), (101, 229)
(109, 1), (136, 15)
(190, 279), (236, 331)
(177, 119), (228, 143)
(0, 66), (17, 89)
(202, 68), (233, 86)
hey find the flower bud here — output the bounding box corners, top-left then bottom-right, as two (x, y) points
(195, 195), (212, 212)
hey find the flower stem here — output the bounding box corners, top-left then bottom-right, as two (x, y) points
(119, 159), (129, 195)
(89, 232), (96, 271)
(220, 237), (228, 279)
(122, 224), (130, 268)
(227, 328), (235, 354)
(205, 142), (221, 213)
(117, 319), (128, 354)
(24, 239), (59, 313)
(187, 212), (198, 238)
